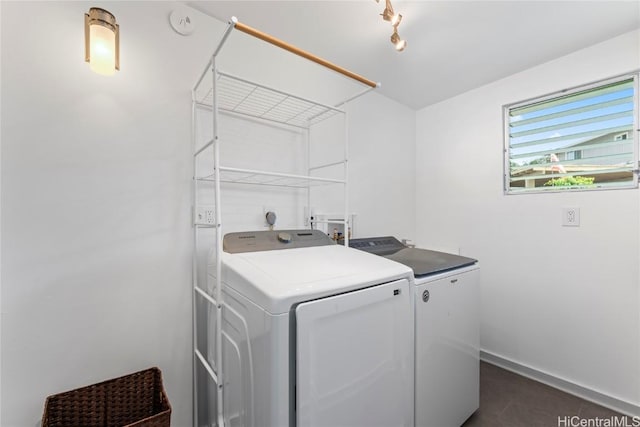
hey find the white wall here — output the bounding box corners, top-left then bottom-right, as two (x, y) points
(0, 2), (221, 426)
(348, 92), (416, 240)
(0, 2), (416, 426)
(416, 30), (640, 411)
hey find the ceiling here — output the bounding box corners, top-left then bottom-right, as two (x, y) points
(187, 1), (640, 110)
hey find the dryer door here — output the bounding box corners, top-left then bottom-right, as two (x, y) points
(295, 278), (413, 427)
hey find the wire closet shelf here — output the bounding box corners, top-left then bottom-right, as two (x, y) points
(191, 15), (378, 427)
(193, 70), (351, 188)
(198, 166), (346, 188)
(195, 71), (345, 128)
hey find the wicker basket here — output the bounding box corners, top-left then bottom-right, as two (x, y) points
(42, 367), (171, 427)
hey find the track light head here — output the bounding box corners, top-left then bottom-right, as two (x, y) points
(390, 30), (407, 52)
(391, 13), (402, 27)
(381, 3), (402, 26)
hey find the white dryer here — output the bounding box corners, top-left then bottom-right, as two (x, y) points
(207, 230), (414, 427)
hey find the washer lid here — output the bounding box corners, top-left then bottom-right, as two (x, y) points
(349, 236), (477, 276)
(218, 244), (413, 314)
(385, 247), (476, 276)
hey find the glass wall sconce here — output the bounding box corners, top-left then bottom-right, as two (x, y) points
(84, 8), (119, 75)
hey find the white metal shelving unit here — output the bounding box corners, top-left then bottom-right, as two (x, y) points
(191, 17), (377, 427)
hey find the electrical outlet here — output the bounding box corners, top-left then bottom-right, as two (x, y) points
(195, 206), (215, 225)
(562, 207), (580, 227)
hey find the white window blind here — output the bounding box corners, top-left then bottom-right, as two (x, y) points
(505, 74), (638, 193)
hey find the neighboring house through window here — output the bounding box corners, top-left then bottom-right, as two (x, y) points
(566, 150), (582, 161)
(504, 73), (638, 193)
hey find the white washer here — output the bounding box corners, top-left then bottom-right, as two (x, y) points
(414, 265), (479, 427)
(207, 230), (415, 427)
(349, 237), (480, 427)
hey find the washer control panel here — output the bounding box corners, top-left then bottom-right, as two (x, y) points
(223, 229), (334, 253)
(349, 236), (405, 255)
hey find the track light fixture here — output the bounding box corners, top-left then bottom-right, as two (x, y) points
(376, 0), (407, 52)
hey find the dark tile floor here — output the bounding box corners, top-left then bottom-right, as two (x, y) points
(462, 361), (636, 427)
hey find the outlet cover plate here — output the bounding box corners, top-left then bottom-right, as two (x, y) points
(195, 206), (215, 225)
(562, 207), (580, 227)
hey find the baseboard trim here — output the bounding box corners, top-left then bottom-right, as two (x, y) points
(480, 350), (640, 418)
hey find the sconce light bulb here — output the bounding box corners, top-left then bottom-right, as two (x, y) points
(89, 24), (116, 75)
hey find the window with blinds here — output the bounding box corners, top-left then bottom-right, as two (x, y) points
(504, 74), (638, 194)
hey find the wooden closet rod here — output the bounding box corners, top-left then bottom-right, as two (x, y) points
(232, 18), (378, 89)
